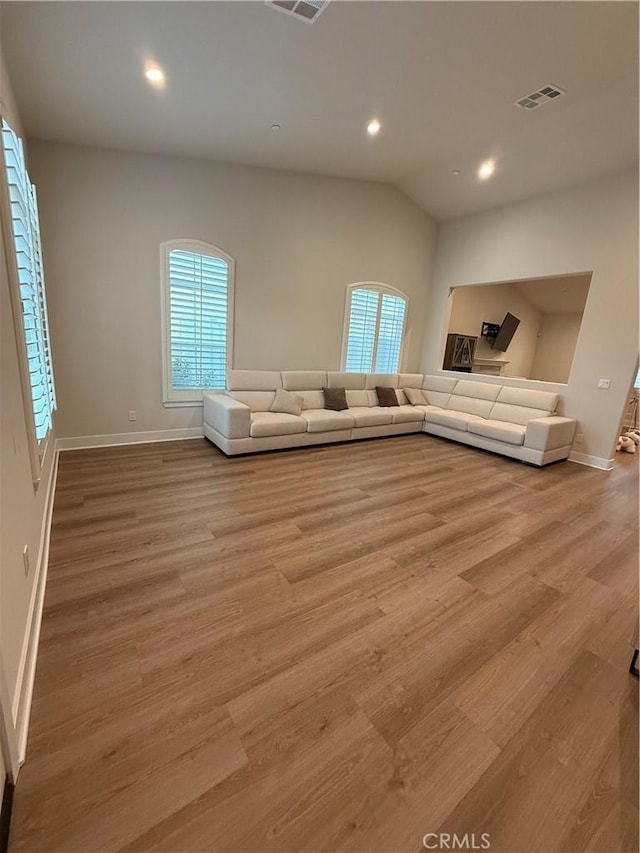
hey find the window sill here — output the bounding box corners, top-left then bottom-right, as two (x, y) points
(163, 400), (204, 408)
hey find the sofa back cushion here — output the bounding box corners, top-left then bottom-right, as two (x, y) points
(229, 391), (275, 411)
(422, 374), (457, 408)
(346, 389), (370, 407)
(298, 390), (325, 410)
(444, 379), (502, 419)
(281, 371), (327, 391)
(446, 394), (495, 418)
(494, 386), (559, 412)
(365, 373), (399, 389)
(398, 373), (424, 389)
(453, 379), (503, 401)
(227, 369), (281, 391)
(489, 386), (557, 426)
(327, 372), (366, 389)
(490, 402), (553, 426)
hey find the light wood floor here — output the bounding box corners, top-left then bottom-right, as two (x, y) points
(9, 436), (639, 853)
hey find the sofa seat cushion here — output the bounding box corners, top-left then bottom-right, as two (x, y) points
(468, 418), (526, 446)
(301, 409), (355, 433)
(414, 404), (444, 415)
(348, 406), (394, 427)
(425, 409), (483, 431)
(250, 412), (307, 438)
(391, 405), (426, 424)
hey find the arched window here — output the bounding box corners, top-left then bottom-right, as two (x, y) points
(342, 283), (408, 373)
(161, 239), (235, 404)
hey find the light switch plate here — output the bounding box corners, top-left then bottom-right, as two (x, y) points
(597, 379), (611, 389)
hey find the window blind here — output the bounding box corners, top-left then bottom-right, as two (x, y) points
(2, 119), (56, 444)
(344, 286), (407, 373)
(168, 248), (229, 391)
(345, 288), (379, 372)
(375, 293), (406, 372)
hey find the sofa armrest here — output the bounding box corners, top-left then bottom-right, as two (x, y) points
(524, 416), (577, 452)
(203, 392), (251, 439)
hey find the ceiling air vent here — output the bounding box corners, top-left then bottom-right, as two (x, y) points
(515, 84), (565, 110)
(266, 0), (330, 23)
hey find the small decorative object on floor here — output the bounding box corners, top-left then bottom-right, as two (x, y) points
(616, 434), (636, 453)
(630, 649), (639, 678)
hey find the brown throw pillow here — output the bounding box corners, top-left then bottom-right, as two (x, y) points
(376, 386), (399, 407)
(323, 387), (348, 411)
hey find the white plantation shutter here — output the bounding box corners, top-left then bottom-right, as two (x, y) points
(2, 119), (56, 446)
(345, 288), (379, 371)
(375, 293), (406, 372)
(162, 241), (234, 402)
(343, 285), (407, 373)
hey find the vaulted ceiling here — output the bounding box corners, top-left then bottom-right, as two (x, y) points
(1, 1), (638, 220)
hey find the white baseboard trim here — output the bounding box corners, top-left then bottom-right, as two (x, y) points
(56, 427), (204, 452)
(568, 451), (615, 471)
(13, 446), (59, 764)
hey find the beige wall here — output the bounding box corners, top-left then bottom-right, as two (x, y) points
(422, 168), (639, 464)
(27, 141), (437, 439)
(530, 313), (582, 384)
(448, 283), (541, 378)
(1, 51), (24, 139)
(0, 54), (57, 724)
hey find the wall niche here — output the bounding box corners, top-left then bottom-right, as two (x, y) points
(443, 272), (592, 383)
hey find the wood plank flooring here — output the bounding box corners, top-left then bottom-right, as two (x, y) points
(9, 435), (639, 853)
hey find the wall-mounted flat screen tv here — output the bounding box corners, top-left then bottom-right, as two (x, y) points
(492, 312), (520, 351)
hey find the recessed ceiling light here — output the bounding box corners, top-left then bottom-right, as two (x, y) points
(452, 169), (461, 176)
(367, 119), (381, 136)
(144, 65), (165, 87)
(271, 124), (281, 132)
(478, 160), (495, 181)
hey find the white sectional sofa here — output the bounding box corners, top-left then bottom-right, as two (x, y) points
(203, 370), (577, 466)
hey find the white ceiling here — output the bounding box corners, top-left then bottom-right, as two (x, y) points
(511, 274), (592, 315)
(1, 1), (638, 220)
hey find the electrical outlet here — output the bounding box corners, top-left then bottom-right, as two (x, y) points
(575, 433), (584, 444)
(23, 545), (29, 576)
(128, 410), (137, 422)
(597, 379), (611, 389)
